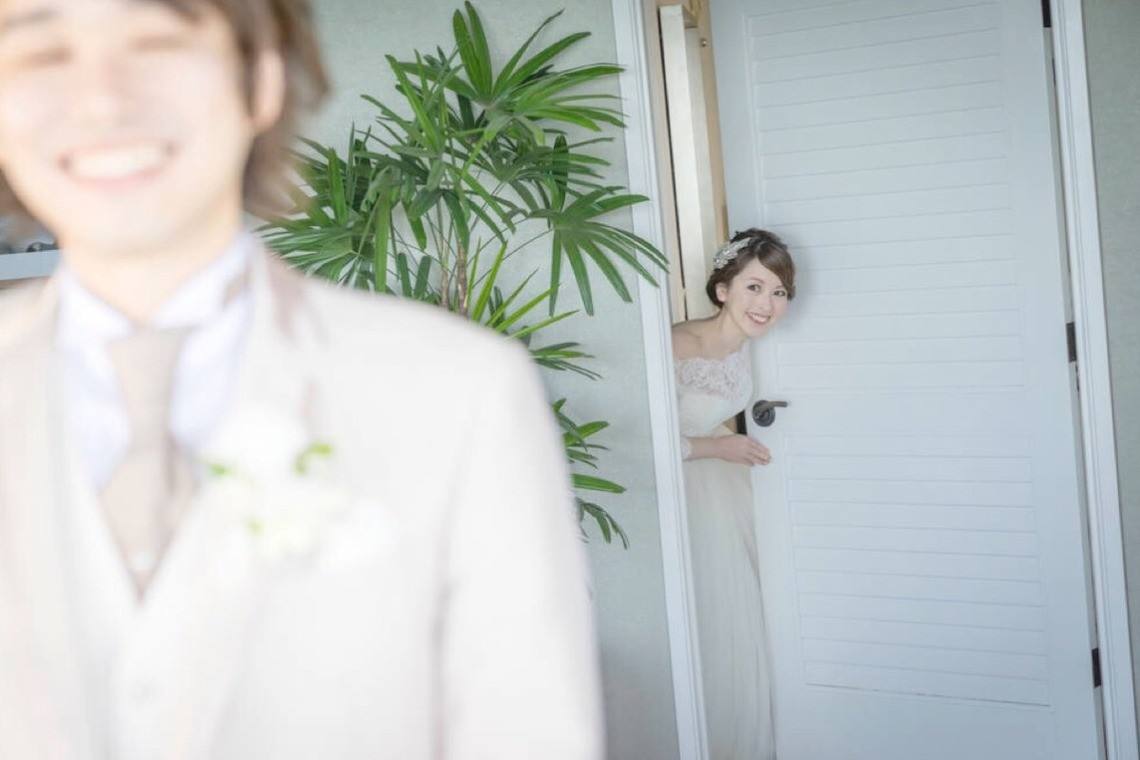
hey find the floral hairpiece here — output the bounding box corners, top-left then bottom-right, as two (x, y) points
(712, 238), (750, 271)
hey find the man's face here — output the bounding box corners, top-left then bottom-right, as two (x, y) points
(0, 0), (281, 255)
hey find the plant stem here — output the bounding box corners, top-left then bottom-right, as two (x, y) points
(456, 243), (468, 316)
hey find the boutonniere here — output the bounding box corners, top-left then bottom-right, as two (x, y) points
(199, 404), (350, 564)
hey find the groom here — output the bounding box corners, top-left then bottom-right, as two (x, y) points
(0, 0), (602, 758)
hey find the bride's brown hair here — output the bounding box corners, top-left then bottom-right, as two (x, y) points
(705, 228), (796, 307)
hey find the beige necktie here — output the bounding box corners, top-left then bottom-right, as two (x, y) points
(101, 326), (194, 597)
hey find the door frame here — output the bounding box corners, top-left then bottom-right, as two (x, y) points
(1050, 2), (1136, 756)
(608, 0), (1137, 756)
(610, 0), (709, 755)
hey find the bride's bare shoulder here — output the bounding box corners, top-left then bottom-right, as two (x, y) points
(671, 320), (708, 360)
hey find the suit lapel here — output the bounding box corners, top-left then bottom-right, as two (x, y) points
(0, 281), (94, 759)
(230, 249), (324, 431)
(152, 248), (324, 759)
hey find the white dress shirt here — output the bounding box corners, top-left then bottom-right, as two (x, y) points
(56, 235), (254, 489)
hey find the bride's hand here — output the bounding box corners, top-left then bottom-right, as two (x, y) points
(715, 434), (771, 466)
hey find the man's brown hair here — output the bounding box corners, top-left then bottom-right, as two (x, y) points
(0, 0), (330, 222)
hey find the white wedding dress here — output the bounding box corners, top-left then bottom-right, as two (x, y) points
(676, 344), (776, 760)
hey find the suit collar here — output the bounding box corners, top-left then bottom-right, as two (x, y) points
(231, 246), (323, 423)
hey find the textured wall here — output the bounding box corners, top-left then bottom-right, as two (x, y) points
(1082, 0), (1140, 737)
(310, 2), (680, 758)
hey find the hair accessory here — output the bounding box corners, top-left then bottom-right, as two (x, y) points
(712, 238), (750, 271)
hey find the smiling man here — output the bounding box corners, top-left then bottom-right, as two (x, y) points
(0, 1), (603, 758)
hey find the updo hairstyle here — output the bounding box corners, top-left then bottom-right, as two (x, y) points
(705, 228), (796, 307)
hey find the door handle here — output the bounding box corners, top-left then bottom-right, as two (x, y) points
(751, 399), (788, 428)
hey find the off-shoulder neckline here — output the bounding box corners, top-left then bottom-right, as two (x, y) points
(673, 342), (748, 366)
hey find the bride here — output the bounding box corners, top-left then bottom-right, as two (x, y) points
(672, 228), (796, 759)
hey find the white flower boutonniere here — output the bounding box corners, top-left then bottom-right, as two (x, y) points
(199, 404), (350, 564)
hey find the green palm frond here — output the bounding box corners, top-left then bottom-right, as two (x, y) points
(258, 3), (666, 548)
(552, 399), (629, 548)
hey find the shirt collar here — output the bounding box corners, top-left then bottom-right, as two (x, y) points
(56, 233), (253, 350)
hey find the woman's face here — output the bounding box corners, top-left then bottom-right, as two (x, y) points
(715, 258), (789, 338)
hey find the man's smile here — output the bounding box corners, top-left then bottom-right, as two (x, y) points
(62, 140), (173, 183)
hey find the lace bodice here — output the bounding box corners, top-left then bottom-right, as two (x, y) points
(675, 345), (752, 457)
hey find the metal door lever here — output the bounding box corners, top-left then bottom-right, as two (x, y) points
(751, 400), (788, 428)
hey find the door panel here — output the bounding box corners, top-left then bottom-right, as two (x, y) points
(709, 0), (1099, 757)
(661, 5), (721, 320)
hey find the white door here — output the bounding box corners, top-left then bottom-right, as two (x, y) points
(708, 0), (1101, 757)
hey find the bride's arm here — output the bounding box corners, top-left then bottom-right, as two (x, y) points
(685, 434), (771, 466)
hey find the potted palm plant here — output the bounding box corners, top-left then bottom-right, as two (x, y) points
(259, 2), (665, 546)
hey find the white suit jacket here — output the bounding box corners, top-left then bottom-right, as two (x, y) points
(0, 250), (604, 759)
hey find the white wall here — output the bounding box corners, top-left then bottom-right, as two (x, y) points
(310, 3), (680, 758)
(1082, 0), (1140, 739)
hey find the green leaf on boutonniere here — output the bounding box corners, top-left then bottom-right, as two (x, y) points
(205, 461), (234, 478)
(295, 442), (335, 475)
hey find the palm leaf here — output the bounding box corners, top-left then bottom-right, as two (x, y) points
(257, 3), (670, 549)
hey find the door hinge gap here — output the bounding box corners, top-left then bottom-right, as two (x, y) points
(1042, 0), (1052, 28)
(1092, 647), (1102, 688)
(1067, 321), (1077, 362)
